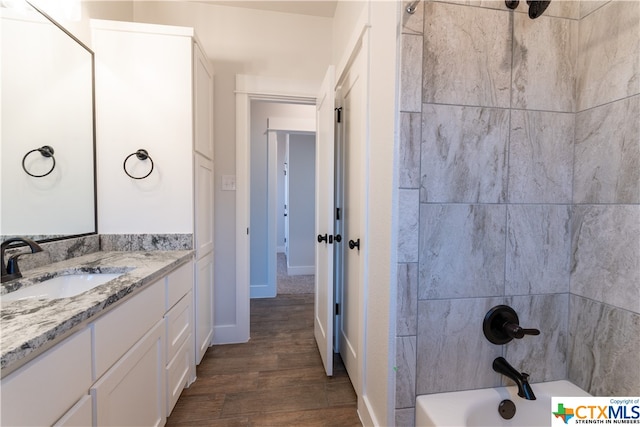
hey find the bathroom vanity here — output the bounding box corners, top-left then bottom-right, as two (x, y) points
(1, 7), (215, 427)
(0, 251), (194, 426)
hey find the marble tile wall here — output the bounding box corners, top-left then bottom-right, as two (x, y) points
(569, 295), (640, 396)
(568, 0), (640, 396)
(395, 0), (639, 423)
(4, 234), (193, 277)
(576, 0), (639, 111)
(99, 234), (193, 251)
(3, 235), (100, 273)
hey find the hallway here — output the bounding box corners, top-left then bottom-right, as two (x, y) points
(166, 294), (361, 426)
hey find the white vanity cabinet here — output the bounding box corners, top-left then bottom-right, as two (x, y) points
(0, 260), (195, 426)
(0, 328), (92, 427)
(90, 276), (167, 426)
(91, 262), (195, 424)
(92, 19), (215, 366)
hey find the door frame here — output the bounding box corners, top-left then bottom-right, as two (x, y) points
(262, 122), (315, 298)
(233, 75), (316, 343)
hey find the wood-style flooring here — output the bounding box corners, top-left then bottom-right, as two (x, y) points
(167, 294), (361, 426)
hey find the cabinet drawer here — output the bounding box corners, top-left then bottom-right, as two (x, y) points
(93, 279), (164, 379)
(165, 291), (192, 361)
(53, 395), (92, 427)
(166, 335), (192, 416)
(1, 328), (92, 427)
(166, 261), (193, 310)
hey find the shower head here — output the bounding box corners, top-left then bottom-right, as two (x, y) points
(505, 0), (551, 19)
(527, 0), (551, 19)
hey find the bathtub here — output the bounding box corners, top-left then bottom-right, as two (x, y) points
(415, 380), (590, 427)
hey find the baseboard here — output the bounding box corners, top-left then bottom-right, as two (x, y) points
(250, 282), (276, 298)
(212, 324), (249, 345)
(359, 394), (378, 427)
(286, 265), (314, 276)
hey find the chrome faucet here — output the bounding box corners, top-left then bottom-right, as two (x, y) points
(493, 357), (536, 400)
(1, 237), (44, 283)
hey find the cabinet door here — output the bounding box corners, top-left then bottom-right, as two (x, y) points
(91, 320), (166, 427)
(195, 252), (214, 364)
(53, 395), (92, 427)
(92, 21), (193, 234)
(193, 41), (214, 159)
(195, 154), (214, 257)
(0, 328), (91, 427)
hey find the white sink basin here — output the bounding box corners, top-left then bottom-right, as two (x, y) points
(1, 273), (122, 301)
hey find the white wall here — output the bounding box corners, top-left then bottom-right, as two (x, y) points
(363, 2), (399, 426)
(130, 2), (331, 327)
(332, 1), (367, 68)
(287, 133), (316, 274)
(330, 2), (400, 425)
(35, 0), (134, 48)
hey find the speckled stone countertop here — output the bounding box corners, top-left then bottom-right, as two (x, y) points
(0, 250), (193, 375)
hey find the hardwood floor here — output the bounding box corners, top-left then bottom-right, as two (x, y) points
(167, 294), (361, 426)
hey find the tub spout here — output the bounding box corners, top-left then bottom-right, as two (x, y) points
(492, 357), (536, 400)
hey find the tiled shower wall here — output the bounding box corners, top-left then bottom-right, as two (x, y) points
(395, 1), (639, 424)
(567, 0), (639, 396)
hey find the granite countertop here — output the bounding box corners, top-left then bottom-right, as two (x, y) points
(0, 250), (193, 375)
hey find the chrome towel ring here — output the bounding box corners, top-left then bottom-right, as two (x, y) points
(22, 146), (56, 178)
(123, 149), (154, 179)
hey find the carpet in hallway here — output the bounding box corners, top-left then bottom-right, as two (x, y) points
(277, 252), (315, 295)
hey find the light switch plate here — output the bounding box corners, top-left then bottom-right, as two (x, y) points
(222, 175), (236, 191)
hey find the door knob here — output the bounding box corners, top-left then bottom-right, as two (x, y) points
(317, 234), (328, 243)
(334, 234), (342, 243)
(348, 238), (360, 250)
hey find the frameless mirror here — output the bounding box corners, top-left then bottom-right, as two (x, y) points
(1, 2), (97, 243)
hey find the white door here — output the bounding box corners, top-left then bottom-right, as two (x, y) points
(250, 131), (278, 298)
(284, 150), (289, 258)
(336, 39), (366, 394)
(314, 66), (336, 376)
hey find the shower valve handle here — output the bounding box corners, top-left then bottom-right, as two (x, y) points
(483, 305), (541, 345)
(503, 322), (540, 339)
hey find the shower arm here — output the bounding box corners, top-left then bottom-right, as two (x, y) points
(406, 0), (420, 14)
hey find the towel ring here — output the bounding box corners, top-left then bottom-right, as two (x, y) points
(22, 146), (56, 178)
(123, 149), (154, 179)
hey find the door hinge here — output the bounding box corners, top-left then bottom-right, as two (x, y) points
(335, 107), (342, 123)
(336, 207), (341, 221)
(247, 227), (249, 235)
(335, 303), (340, 315)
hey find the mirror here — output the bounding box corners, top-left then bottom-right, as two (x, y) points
(0, 2), (97, 243)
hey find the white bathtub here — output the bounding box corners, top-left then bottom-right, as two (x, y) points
(415, 380), (591, 427)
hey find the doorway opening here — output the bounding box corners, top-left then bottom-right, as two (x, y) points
(249, 100), (317, 299)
